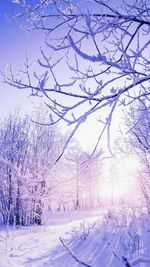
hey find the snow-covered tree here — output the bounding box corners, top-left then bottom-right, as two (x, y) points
(26, 110), (65, 223)
(123, 101), (150, 212)
(64, 145), (102, 210)
(0, 110), (65, 225)
(0, 111), (30, 224)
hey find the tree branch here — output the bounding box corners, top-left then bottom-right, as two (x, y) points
(59, 237), (92, 267)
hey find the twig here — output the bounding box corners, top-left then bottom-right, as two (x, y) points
(122, 257), (132, 267)
(113, 251), (150, 266)
(113, 252), (132, 267)
(59, 237), (92, 267)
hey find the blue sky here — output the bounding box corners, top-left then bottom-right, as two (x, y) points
(0, 1), (30, 68)
(0, 0), (43, 118)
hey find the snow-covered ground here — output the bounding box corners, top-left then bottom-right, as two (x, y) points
(0, 209), (150, 267)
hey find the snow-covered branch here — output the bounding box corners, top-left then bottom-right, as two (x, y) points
(3, 0), (150, 155)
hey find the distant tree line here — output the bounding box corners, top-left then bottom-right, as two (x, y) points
(0, 109), (102, 226)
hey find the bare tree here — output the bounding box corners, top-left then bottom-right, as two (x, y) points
(114, 99), (150, 212)
(122, 101), (150, 212)
(0, 109), (65, 225)
(3, 0), (150, 156)
(65, 145), (102, 210)
(0, 111), (30, 224)
(26, 110), (64, 223)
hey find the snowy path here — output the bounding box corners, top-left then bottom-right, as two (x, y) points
(0, 210), (101, 267)
(0, 210), (150, 267)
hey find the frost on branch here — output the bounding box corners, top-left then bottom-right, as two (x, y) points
(3, 0), (150, 156)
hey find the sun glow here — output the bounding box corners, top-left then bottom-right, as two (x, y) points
(117, 155), (140, 176)
(100, 155), (140, 203)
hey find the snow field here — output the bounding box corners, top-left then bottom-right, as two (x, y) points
(0, 209), (150, 267)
